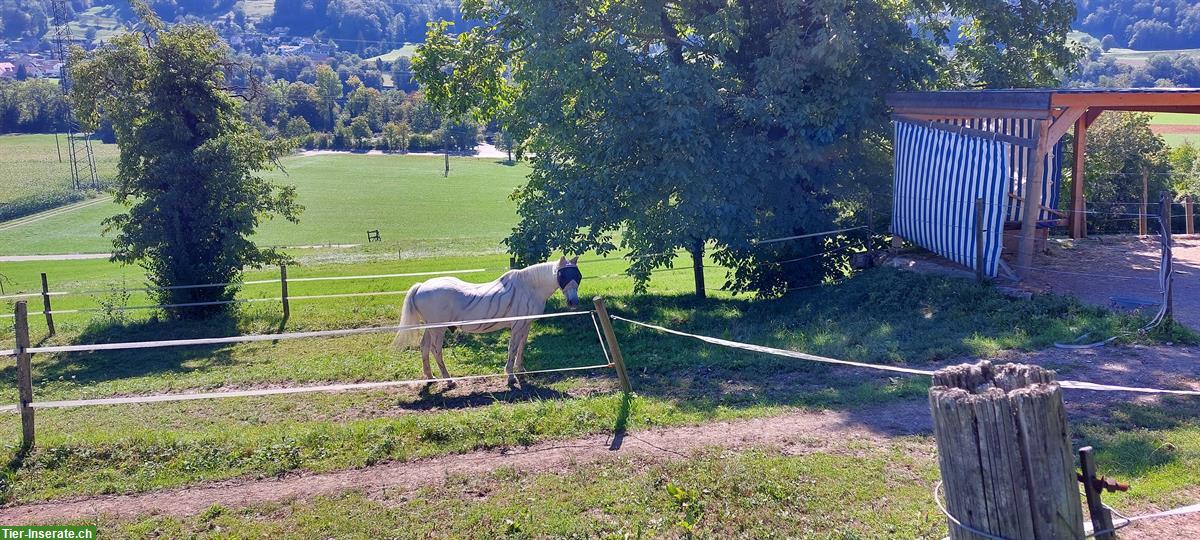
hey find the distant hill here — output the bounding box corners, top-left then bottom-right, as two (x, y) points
(1074, 0), (1200, 50)
(0, 0), (464, 54)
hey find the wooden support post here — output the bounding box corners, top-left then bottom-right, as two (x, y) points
(1017, 119), (1050, 278)
(279, 264), (290, 321)
(39, 273), (54, 337)
(930, 361), (1084, 539)
(1139, 170), (1149, 236)
(974, 198), (985, 283)
(1186, 196), (1195, 236)
(1079, 446), (1116, 540)
(14, 301), (35, 451)
(1070, 115), (1087, 239)
(592, 297), (632, 393)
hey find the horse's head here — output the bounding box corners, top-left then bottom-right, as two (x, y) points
(555, 256), (582, 309)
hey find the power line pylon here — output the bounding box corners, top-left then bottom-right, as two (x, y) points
(51, 0), (99, 191)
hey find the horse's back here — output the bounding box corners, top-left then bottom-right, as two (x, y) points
(412, 273), (539, 331)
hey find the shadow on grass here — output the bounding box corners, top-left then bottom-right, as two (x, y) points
(405, 380), (572, 411)
(22, 314), (240, 387)
(1075, 398), (1200, 479)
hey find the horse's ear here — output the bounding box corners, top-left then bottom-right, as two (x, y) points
(558, 255), (568, 267)
(570, 256), (579, 265)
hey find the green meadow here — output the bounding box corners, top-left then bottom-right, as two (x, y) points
(0, 149), (526, 256)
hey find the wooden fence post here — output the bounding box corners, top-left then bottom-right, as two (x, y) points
(1079, 447), (1116, 540)
(974, 198), (985, 283)
(40, 273), (54, 336)
(1186, 195), (1195, 236)
(280, 264), (290, 321)
(14, 301), (35, 451)
(930, 361), (1084, 539)
(592, 297), (632, 393)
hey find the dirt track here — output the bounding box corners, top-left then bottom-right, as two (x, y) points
(0, 402), (933, 524)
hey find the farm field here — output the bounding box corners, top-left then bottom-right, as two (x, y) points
(0, 135), (119, 222)
(1150, 112), (1200, 148)
(368, 44), (419, 63)
(1102, 47), (1200, 68)
(0, 152), (526, 256)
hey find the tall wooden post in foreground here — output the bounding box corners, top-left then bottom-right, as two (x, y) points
(14, 301), (35, 451)
(930, 361), (1084, 539)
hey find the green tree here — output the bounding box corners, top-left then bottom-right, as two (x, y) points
(415, 0), (1082, 296)
(1168, 142), (1200, 200)
(314, 64), (342, 130)
(69, 2), (301, 317)
(1074, 112), (1171, 234)
(382, 121), (410, 152)
(925, 0), (1083, 88)
(349, 115), (373, 149)
(284, 115), (312, 138)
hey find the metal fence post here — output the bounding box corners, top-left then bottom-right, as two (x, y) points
(592, 297), (632, 393)
(14, 301), (35, 450)
(280, 264), (290, 321)
(1080, 447), (1117, 540)
(974, 198), (985, 283)
(40, 273), (54, 336)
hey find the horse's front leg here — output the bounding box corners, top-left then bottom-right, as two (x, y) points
(508, 322), (531, 387)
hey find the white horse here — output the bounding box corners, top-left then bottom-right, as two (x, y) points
(392, 256), (583, 387)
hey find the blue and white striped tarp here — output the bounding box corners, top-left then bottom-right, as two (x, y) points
(891, 121), (1010, 277)
(941, 117), (1064, 224)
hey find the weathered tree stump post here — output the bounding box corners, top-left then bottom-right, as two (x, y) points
(930, 361), (1084, 539)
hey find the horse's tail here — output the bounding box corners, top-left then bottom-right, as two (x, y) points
(391, 283), (423, 349)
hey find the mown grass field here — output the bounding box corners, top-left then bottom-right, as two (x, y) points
(0, 135), (119, 222)
(0, 151), (526, 256)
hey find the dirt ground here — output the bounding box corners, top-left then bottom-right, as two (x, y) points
(1026, 235), (1200, 331)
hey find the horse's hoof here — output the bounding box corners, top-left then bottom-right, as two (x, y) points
(507, 377), (519, 388)
(443, 380), (457, 391)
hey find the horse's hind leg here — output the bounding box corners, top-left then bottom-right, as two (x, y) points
(429, 328), (454, 389)
(420, 330), (434, 382)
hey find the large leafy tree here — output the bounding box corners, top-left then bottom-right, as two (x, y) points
(70, 2), (301, 317)
(416, 0), (1079, 296)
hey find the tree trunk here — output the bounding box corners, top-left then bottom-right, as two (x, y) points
(444, 134), (450, 178)
(691, 240), (705, 299)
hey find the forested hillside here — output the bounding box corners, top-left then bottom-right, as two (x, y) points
(0, 0), (463, 46)
(1075, 0), (1200, 50)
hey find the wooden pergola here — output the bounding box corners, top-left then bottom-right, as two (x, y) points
(886, 88), (1200, 277)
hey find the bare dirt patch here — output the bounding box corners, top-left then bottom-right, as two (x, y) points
(994, 343), (1200, 418)
(1026, 235), (1200, 331)
(0, 401), (932, 524)
(1152, 124), (1200, 135)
